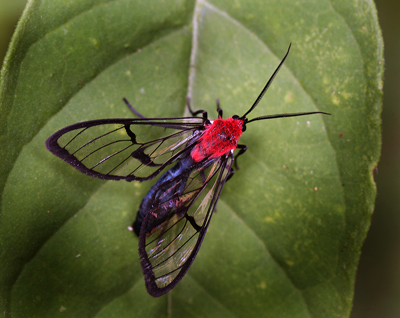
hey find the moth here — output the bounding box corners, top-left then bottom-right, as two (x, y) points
(46, 44), (330, 297)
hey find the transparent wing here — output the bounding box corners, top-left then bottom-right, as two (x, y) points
(46, 117), (205, 181)
(138, 152), (234, 297)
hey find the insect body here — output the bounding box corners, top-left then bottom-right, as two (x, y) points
(133, 117), (242, 235)
(46, 44), (330, 297)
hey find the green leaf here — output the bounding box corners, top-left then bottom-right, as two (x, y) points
(0, 0), (382, 317)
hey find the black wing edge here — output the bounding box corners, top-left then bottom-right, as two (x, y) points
(45, 117), (206, 182)
(138, 152), (234, 297)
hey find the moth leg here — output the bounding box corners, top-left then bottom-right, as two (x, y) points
(186, 97), (208, 120)
(123, 98), (147, 119)
(227, 166), (235, 181)
(216, 99), (223, 118)
(234, 144), (248, 170)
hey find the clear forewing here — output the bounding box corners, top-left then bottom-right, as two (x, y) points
(46, 117), (205, 181)
(139, 152), (234, 297)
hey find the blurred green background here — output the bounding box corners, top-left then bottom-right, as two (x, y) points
(0, 1), (397, 317)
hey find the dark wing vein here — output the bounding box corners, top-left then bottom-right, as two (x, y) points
(139, 152), (234, 297)
(46, 117), (205, 181)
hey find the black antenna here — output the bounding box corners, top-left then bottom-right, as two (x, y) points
(242, 43), (292, 119)
(247, 111), (331, 124)
(242, 44), (331, 123)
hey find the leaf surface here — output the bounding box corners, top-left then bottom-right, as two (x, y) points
(0, 0), (383, 317)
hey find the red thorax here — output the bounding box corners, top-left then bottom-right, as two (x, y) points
(190, 117), (243, 162)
